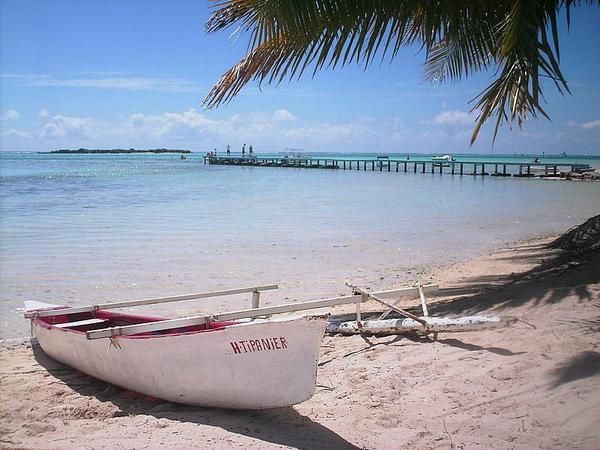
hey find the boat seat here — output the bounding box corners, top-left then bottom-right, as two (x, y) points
(54, 318), (109, 328)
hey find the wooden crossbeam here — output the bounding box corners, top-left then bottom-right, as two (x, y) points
(350, 286), (428, 326)
(378, 284), (438, 319)
(25, 284), (279, 318)
(85, 294), (363, 340)
(370, 295), (427, 326)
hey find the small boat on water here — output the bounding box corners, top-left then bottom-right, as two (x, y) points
(431, 154), (456, 162)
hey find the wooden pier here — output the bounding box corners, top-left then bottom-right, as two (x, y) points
(204, 155), (591, 178)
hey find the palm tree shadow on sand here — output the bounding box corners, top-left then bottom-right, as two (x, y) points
(428, 245), (599, 317)
(32, 346), (359, 450)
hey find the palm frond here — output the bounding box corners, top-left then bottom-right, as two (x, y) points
(203, 0), (596, 143)
(469, 0), (571, 143)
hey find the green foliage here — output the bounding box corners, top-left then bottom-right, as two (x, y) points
(203, 0), (598, 144)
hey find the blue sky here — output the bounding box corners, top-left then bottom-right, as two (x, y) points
(1, 0), (599, 154)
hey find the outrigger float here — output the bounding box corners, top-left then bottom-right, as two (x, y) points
(25, 283), (511, 409)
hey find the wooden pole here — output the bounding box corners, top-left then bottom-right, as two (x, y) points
(418, 286), (429, 317)
(86, 294), (364, 340)
(252, 290), (260, 309)
(377, 284), (439, 319)
(357, 290), (427, 326)
(26, 284), (279, 318)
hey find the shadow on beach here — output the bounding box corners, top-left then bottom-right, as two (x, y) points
(550, 350), (600, 389)
(330, 245), (598, 324)
(31, 345), (359, 450)
(429, 245), (600, 316)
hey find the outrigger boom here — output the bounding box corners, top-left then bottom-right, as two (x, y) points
(85, 294), (365, 340)
(26, 282), (509, 341)
(24, 284), (279, 319)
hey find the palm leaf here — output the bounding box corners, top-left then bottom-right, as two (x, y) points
(203, 0), (598, 143)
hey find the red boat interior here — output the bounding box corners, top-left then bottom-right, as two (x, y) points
(37, 310), (237, 338)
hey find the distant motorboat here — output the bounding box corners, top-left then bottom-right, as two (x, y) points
(431, 155), (456, 161)
(377, 155), (389, 167)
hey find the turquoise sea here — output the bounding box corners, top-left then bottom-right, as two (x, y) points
(1, 151), (599, 338)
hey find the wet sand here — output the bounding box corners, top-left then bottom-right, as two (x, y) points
(1, 236), (599, 449)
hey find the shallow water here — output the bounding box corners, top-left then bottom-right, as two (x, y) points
(1, 152), (599, 337)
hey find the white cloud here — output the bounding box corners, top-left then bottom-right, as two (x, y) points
(41, 114), (93, 139)
(124, 109), (239, 139)
(27, 108), (384, 151)
(3, 73), (204, 93)
(431, 110), (474, 125)
(581, 120), (600, 130)
(19, 75), (203, 93)
(273, 109), (297, 122)
(1, 109), (21, 120)
(2, 128), (31, 138)
(38, 109), (50, 117)
(7, 107), (519, 153)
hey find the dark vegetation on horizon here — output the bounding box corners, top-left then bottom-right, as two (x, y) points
(43, 148), (191, 154)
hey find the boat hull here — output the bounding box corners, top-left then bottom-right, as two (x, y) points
(33, 315), (326, 409)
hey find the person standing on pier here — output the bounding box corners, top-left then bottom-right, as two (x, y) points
(227, 144), (231, 155)
(242, 144), (246, 156)
(249, 144), (253, 156)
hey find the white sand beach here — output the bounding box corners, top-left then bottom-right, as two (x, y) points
(1, 231), (599, 449)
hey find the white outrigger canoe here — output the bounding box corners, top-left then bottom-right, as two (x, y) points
(25, 283), (512, 409)
(24, 285), (330, 409)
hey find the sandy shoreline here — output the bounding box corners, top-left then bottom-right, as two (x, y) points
(1, 234), (599, 449)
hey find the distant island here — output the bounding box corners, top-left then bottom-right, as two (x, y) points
(41, 148), (191, 154)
